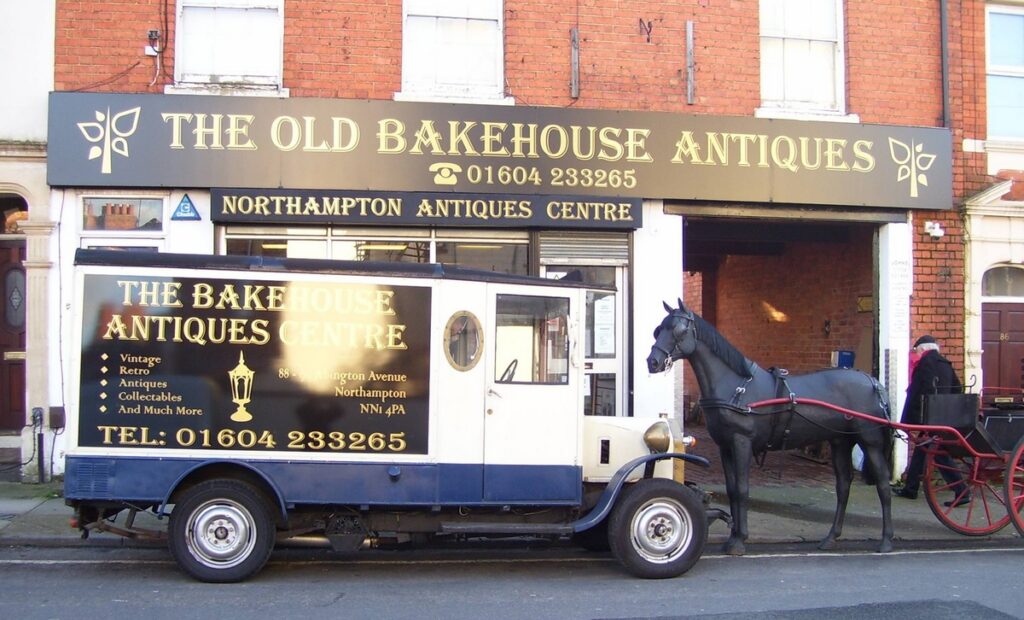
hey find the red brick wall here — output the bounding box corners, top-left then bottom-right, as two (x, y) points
(689, 227), (875, 375)
(846, 1), (944, 126)
(505, 1), (760, 113)
(55, 0), (957, 123)
(284, 1), (402, 99)
(55, 1), (169, 92)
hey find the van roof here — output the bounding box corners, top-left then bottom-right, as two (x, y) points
(74, 248), (611, 290)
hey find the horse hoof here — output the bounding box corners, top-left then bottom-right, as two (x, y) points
(818, 538), (837, 551)
(724, 540), (746, 556)
(877, 540), (893, 553)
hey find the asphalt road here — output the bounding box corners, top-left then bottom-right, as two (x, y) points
(0, 543), (1021, 619)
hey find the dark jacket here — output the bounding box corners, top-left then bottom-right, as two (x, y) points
(901, 349), (961, 425)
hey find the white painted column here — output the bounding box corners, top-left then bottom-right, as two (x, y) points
(878, 220), (913, 480)
(632, 200), (683, 419)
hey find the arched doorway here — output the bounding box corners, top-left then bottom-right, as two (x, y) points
(981, 265), (1024, 406)
(0, 194), (27, 432)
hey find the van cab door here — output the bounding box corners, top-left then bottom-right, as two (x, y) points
(483, 285), (582, 503)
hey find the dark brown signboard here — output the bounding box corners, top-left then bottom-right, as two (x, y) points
(48, 92), (952, 210)
(211, 188), (642, 229)
(77, 272), (431, 454)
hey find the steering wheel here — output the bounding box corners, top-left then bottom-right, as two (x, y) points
(498, 359), (518, 383)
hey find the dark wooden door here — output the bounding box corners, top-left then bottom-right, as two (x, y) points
(981, 302), (1024, 405)
(0, 242), (26, 431)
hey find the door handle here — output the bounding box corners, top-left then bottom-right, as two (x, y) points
(487, 387), (502, 399)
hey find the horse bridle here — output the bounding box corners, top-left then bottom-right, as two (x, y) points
(652, 310), (694, 363)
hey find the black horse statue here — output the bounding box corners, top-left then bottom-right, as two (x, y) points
(647, 301), (894, 555)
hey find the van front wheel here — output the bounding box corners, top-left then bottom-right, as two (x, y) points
(169, 480), (275, 583)
(608, 479), (706, 579)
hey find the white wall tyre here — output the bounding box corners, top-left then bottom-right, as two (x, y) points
(169, 479), (275, 583)
(608, 479), (707, 579)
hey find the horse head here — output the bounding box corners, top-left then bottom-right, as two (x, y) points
(647, 299), (696, 373)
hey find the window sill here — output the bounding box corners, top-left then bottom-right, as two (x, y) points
(394, 91), (514, 106)
(754, 107), (860, 124)
(165, 84), (290, 98)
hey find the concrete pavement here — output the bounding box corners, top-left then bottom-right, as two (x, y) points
(0, 478), (1021, 552)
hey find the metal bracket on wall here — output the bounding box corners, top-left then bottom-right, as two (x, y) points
(570, 27), (580, 99)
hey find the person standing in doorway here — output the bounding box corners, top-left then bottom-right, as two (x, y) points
(893, 335), (971, 506)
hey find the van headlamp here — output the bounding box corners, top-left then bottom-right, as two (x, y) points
(643, 420), (672, 453)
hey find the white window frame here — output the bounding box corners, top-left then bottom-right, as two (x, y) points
(79, 193), (169, 248)
(168, 0), (288, 96)
(757, 0), (857, 122)
(396, 0), (513, 105)
(986, 4), (1024, 142)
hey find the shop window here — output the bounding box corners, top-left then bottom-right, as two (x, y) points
(988, 5), (1024, 140)
(759, 0), (845, 116)
(436, 241), (527, 275)
(983, 266), (1024, 297)
(444, 311), (483, 371)
(226, 237), (327, 259)
(82, 197), (164, 233)
(494, 294), (569, 385)
(585, 373), (616, 416)
(399, 0), (510, 103)
(173, 0), (284, 92)
(222, 227), (529, 274)
(335, 240), (431, 263)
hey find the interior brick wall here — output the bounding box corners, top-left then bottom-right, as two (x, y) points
(683, 226), (875, 395)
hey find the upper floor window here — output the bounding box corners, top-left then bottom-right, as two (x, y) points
(988, 5), (1024, 140)
(759, 0), (845, 117)
(174, 0), (284, 91)
(398, 0), (510, 104)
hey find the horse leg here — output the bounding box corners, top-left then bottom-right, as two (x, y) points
(863, 445), (894, 553)
(819, 440), (853, 550)
(721, 439), (752, 556)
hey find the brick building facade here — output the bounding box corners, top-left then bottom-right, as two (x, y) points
(13, 0), (1002, 478)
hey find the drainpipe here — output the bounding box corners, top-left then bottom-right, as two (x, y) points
(940, 0), (950, 129)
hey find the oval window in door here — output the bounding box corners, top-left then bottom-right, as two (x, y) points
(4, 267), (25, 330)
(443, 311), (482, 371)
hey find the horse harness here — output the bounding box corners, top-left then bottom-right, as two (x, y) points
(697, 367), (801, 463)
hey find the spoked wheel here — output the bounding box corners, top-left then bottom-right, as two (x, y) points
(608, 479), (706, 579)
(169, 479), (276, 583)
(923, 449), (1009, 536)
(1004, 435), (1024, 537)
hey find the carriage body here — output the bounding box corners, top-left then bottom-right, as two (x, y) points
(64, 250), (709, 582)
(910, 392), (1024, 537)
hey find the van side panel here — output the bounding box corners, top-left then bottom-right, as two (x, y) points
(64, 455), (581, 506)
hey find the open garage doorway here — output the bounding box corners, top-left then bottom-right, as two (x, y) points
(679, 216), (880, 480)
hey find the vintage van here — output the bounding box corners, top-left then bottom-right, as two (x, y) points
(64, 249), (709, 582)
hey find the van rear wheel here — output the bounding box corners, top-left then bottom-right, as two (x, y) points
(169, 479), (275, 583)
(608, 479), (706, 579)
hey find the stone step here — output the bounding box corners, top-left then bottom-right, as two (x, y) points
(0, 447), (23, 482)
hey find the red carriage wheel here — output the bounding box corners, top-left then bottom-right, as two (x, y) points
(923, 448), (1010, 536)
(1004, 435), (1024, 537)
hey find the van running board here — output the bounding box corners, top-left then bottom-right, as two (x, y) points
(439, 522), (574, 535)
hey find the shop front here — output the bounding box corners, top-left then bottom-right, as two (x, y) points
(39, 92), (953, 476)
